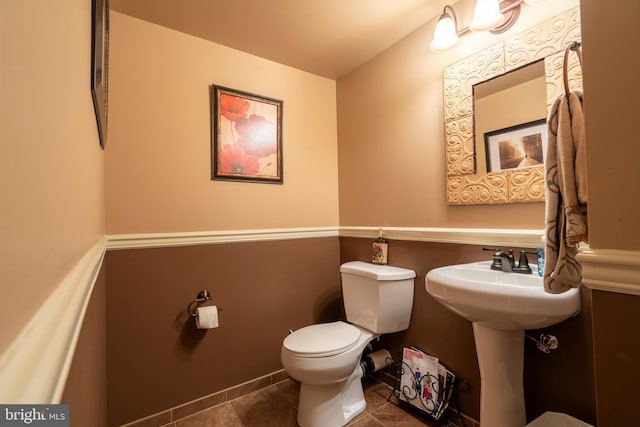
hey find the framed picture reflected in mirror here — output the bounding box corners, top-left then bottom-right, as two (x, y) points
(484, 119), (547, 173)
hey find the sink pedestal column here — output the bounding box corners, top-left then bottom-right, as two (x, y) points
(473, 323), (526, 427)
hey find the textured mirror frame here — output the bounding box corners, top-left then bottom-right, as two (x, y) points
(443, 7), (583, 205)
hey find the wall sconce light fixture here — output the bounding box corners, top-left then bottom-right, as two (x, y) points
(430, 0), (547, 52)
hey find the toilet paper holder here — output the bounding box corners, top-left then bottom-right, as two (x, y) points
(187, 290), (222, 317)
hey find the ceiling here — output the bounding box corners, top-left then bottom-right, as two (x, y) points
(109, 0), (450, 79)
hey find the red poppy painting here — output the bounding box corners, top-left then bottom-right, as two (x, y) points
(211, 85), (283, 183)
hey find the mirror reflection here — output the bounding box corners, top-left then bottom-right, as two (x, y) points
(473, 60), (546, 175)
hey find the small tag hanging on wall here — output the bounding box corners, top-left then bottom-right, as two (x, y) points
(372, 229), (388, 265)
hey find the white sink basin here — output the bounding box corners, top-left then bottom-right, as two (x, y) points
(425, 261), (581, 427)
(426, 261), (580, 330)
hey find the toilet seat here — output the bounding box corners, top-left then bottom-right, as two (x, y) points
(283, 321), (361, 357)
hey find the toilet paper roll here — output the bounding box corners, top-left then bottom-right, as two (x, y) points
(367, 349), (392, 372)
(195, 305), (219, 329)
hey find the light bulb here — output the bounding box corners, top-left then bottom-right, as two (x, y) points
(430, 12), (459, 52)
(469, 0), (505, 32)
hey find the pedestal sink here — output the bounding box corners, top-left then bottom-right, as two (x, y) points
(425, 261), (580, 427)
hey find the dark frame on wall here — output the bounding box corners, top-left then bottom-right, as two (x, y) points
(91, 0), (109, 149)
(210, 85), (283, 184)
(484, 118), (547, 173)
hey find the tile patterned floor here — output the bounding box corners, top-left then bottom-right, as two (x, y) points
(168, 376), (450, 427)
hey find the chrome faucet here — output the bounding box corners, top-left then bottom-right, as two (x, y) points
(483, 248), (533, 274)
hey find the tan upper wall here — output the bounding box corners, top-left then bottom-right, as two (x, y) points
(106, 13), (339, 234)
(0, 0), (105, 353)
(337, 0), (579, 229)
(581, 0), (640, 251)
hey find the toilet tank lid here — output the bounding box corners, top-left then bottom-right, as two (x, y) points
(340, 261), (416, 280)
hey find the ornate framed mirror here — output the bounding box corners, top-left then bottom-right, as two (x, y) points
(443, 7), (583, 205)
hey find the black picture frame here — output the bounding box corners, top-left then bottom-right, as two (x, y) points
(91, 0), (109, 149)
(211, 85), (283, 184)
(484, 118), (547, 173)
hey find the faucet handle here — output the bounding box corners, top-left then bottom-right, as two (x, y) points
(514, 250), (535, 274)
(518, 250), (530, 268)
(482, 247), (501, 254)
(482, 248), (502, 270)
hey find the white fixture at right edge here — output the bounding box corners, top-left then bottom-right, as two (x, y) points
(426, 261), (580, 427)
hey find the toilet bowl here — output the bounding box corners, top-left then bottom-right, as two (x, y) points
(281, 322), (375, 427)
(281, 261), (415, 427)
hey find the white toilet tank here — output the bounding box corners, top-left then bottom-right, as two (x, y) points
(340, 261), (416, 334)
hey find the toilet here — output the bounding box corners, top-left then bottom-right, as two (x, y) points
(281, 261), (416, 427)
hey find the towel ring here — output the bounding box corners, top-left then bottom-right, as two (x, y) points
(563, 41), (583, 99)
(187, 290), (211, 317)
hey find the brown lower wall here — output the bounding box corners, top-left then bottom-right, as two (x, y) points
(63, 235), (599, 426)
(592, 289), (640, 426)
(62, 265), (108, 427)
(523, 285), (595, 425)
(105, 237), (341, 426)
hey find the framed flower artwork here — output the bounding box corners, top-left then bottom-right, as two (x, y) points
(211, 85), (283, 184)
